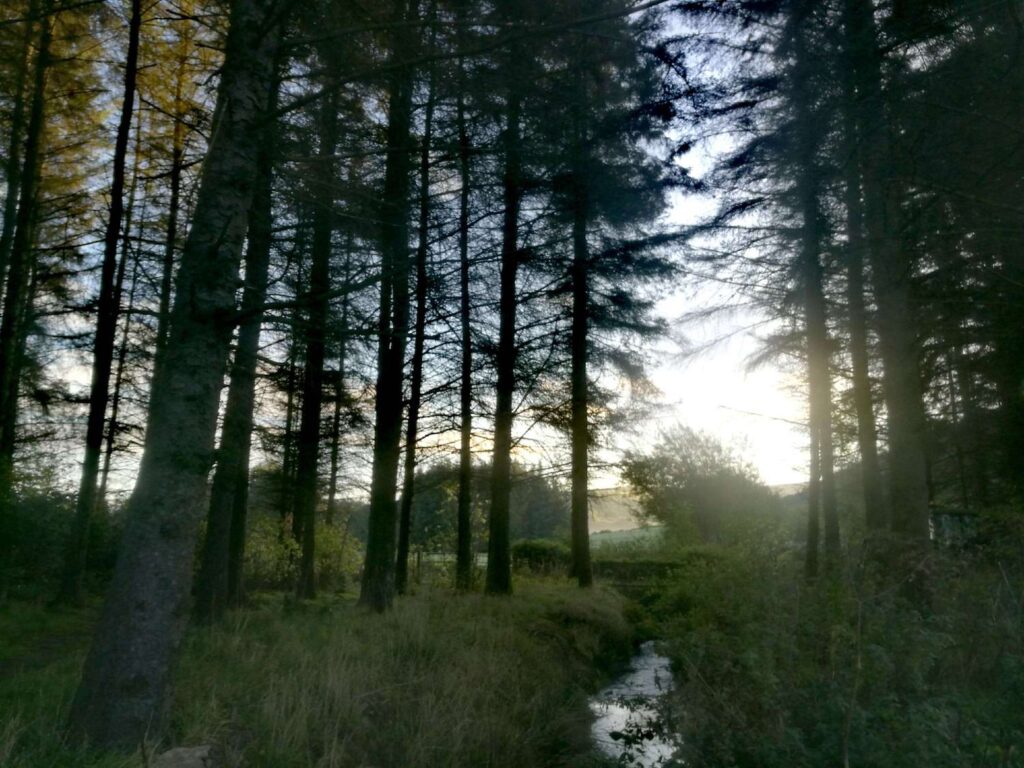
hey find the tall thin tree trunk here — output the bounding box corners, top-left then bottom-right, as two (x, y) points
(568, 96), (593, 589)
(805, 426), (821, 580)
(844, 0), (930, 540)
(194, 73), (279, 621)
(0, 0), (52, 501)
(294, 91), (339, 600)
(359, 0), (417, 613)
(100, 247), (141, 503)
(97, 106), (147, 506)
(485, 88), (522, 597)
(57, 0), (143, 605)
(0, 0), (38, 288)
(791, 6), (839, 569)
(396, 40), (436, 596)
(840, 15), (887, 532)
(325, 250), (350, 527)
(454, 51), (474, 591)
(67, 0), (283, 746)
(153, 36), (190, 370)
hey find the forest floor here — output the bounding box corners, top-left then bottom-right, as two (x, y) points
(0, 580), (636, 768)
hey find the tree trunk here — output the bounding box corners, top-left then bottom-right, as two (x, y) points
(791, 7), (839, 570)
(396, 42), (436, 596)
(359, 0), (417, 613)
(485, 89), (522, 597)
(569, 108), (593, 589)
(0, 0), (52, 500)
(843, 0), (930, 540)
(99, 108), (146, 505)
(0, 0), (38, 287)
(839, 9), (887, 533)
(454, 52), (474, 591)
(67, 0), (283, 747)
(57, 0), (143, 606)
(152, 69), (187, 375)
(294, 91), (339, 600)
(193, 74), (278, 621)
(805, 425), (820, 580)
(325, 246), (351, 527)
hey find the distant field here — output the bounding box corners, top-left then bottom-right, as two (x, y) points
(590, 525), (665, 548)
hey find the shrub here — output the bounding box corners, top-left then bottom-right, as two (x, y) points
(512, 539), (571, 574)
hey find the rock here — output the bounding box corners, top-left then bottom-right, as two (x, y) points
(151, 745), (218, 768)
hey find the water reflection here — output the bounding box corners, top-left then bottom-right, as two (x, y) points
(589, 641), (679, 766)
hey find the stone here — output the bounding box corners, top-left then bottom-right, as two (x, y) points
(150, 745), (218, 768)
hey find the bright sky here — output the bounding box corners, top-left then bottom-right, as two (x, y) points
(641, 298), (808, 487)
(616, 167), (811, 489)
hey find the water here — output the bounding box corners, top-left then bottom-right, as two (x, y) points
(589, 641), (679, 766)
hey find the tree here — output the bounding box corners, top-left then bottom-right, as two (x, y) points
(67, 0), (285, 746)
(359, 0), (419, 612)
(623, 425), (780, 544)
(57, 0), (142, 606)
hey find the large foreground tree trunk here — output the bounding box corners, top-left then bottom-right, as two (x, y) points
(193, 74), (278, 621)
(67, 0), (283, 747)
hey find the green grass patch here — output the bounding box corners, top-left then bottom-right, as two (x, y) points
(0, 581), (634, 767)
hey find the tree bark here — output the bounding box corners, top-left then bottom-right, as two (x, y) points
(485, 88), (522, 597)
(359, 0), (417, 613)
(67, 0), (283, 747)
(193, 74), (278, 621)
(57, 0), (143, 606)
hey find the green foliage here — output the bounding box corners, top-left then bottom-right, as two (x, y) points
(244, 515), (361, 593)
(636, 538), (1024, 767)
(512, 538), (571, 574)
(0, 490), (121, 601)
(0, 583), (633, 767)
(622, 425), (783, 546)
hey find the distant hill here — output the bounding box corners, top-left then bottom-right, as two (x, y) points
(770, 482), (806, 498)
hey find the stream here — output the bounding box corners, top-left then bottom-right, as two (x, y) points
(589, 641), (680, 766)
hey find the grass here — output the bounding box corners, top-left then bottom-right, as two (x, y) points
(0, 580), (635, 767)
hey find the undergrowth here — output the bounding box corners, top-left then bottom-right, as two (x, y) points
(0, 581), (633, 767)
(632, 534), (1024, 768)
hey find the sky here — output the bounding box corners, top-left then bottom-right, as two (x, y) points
(641, 298), (809, 487)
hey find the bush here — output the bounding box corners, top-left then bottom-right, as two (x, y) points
(512, 539), (571, 574)
(245, 515), (362, 593)
(0, 491), (122, 601)
(639, 538), (1024, 768)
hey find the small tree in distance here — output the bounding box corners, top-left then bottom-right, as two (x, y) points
(622, 425), (782, 545)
